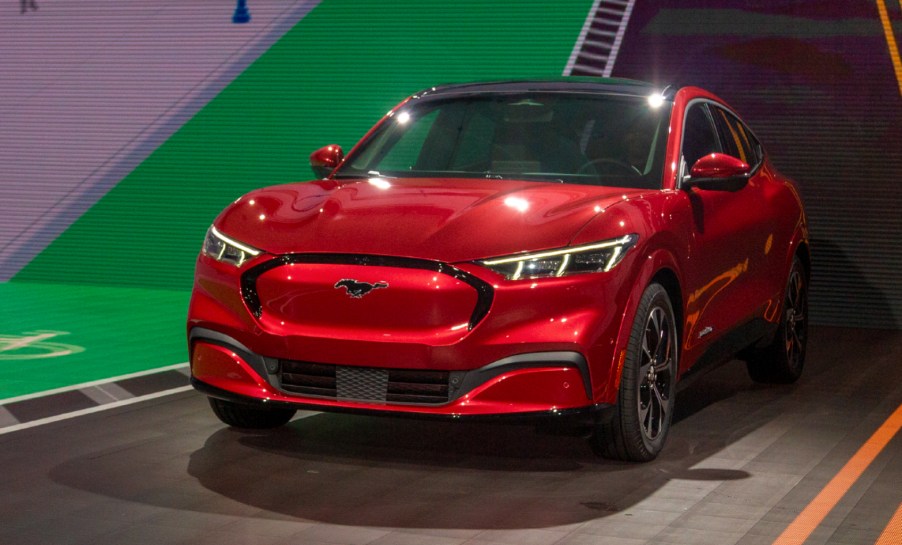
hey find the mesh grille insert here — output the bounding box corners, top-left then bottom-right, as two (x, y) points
(279, 360), (450, 405)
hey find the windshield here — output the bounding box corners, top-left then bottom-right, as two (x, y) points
(336, 92), (672, 188)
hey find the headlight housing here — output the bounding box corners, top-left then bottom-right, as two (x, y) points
(480, 234), (638, 280)
(202, 226), (261, 267)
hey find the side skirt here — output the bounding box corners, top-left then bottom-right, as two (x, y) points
(676, 317), (777, 392)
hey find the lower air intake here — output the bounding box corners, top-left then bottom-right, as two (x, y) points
(279, 360), (451, 405)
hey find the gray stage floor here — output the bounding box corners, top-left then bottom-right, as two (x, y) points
(0, 326), (899, 545)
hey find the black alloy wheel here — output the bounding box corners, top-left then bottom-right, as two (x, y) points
(593, 283), (677, 461)
(746, 256), (807, 384)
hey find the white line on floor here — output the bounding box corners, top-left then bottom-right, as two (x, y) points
(0, 362), (189, 406)
(0, 385), (193, 436)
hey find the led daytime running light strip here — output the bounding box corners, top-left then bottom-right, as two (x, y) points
(481, 234), (635, 267)
(211, 226), (261, 257)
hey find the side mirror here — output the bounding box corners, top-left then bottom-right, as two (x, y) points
(683, 153), (751, 191)
(310, 145), (344, 179)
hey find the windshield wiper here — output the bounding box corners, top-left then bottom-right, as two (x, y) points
(331, 173), (365, 179)
(331, 169), (392, 180)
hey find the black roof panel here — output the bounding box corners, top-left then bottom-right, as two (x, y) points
(414, 78), (660, 99)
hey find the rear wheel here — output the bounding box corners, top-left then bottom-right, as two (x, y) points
(208, 397), (296, 429)
(592, 283), (677, 462)
(745, 256), (807, 383)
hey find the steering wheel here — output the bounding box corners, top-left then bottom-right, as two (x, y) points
(579, 158), (641, 176)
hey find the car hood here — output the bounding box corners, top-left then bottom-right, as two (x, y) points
(215, 177), (643, 263)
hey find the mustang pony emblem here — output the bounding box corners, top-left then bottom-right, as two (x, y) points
(334, 279), (389, 298)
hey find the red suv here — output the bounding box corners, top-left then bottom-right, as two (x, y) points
(188, 79), (809, 461)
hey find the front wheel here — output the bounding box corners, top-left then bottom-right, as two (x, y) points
(208, 397), (296, 429)
(591, 283), (678, 462)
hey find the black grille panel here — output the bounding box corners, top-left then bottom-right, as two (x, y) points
(337, 367), (388, 400)
(279, 360), (451, 405)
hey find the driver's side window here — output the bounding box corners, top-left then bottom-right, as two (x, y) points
(681, 103), (721, 178)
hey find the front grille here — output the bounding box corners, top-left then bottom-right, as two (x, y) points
(279, 360), (451, 405)
(241, 254), (493, 328)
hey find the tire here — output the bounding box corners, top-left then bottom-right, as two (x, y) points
(208, 397), (296, 429)
(745, 256), (807, 384)
(592, 283), (678, 462)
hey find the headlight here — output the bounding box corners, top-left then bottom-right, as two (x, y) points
(480, 234), (638, 280)
(202, 226), (261, 267)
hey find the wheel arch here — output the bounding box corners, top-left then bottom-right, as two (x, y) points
(592, 245), (685, 405)
(650, 267), (684, 347)
(795, 240), (811, 282)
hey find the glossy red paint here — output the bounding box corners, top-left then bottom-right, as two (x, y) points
(193, 341), (592, 415)
(308, 145), (344, 179)
(188, 79), (808, 441)
(189, 250), (627, 394)
(690, 153), (750, 179)
(216, 178), (639, 263)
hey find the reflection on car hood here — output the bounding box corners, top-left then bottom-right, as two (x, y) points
(216, 177), (643, 262)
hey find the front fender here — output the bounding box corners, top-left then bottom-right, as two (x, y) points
(585, 243), (685, 405)
(574, 194), (688, 405)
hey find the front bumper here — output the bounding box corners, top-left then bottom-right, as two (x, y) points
(189, 328), (597, 417)
(188, 249), (636, 410)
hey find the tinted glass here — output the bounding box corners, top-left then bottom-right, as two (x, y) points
(681, 103), (721, 172)
(339, 93), (672, 189)
(711, 105), (760, 166)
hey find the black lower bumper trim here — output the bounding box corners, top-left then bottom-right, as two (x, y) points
(189, 327), (595, 406)
(191, 377), (612, 425)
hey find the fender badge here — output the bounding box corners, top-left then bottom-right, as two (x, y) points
(334, 279), (389, 299)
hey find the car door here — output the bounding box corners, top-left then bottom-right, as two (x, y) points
(710, 104), (797, 321)
(677, 100), (771, 363)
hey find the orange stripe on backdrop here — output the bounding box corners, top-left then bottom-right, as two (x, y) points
(876, 502), (902, 545)
(877, 0), (902, 96)
(772, 404), (902, 545)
